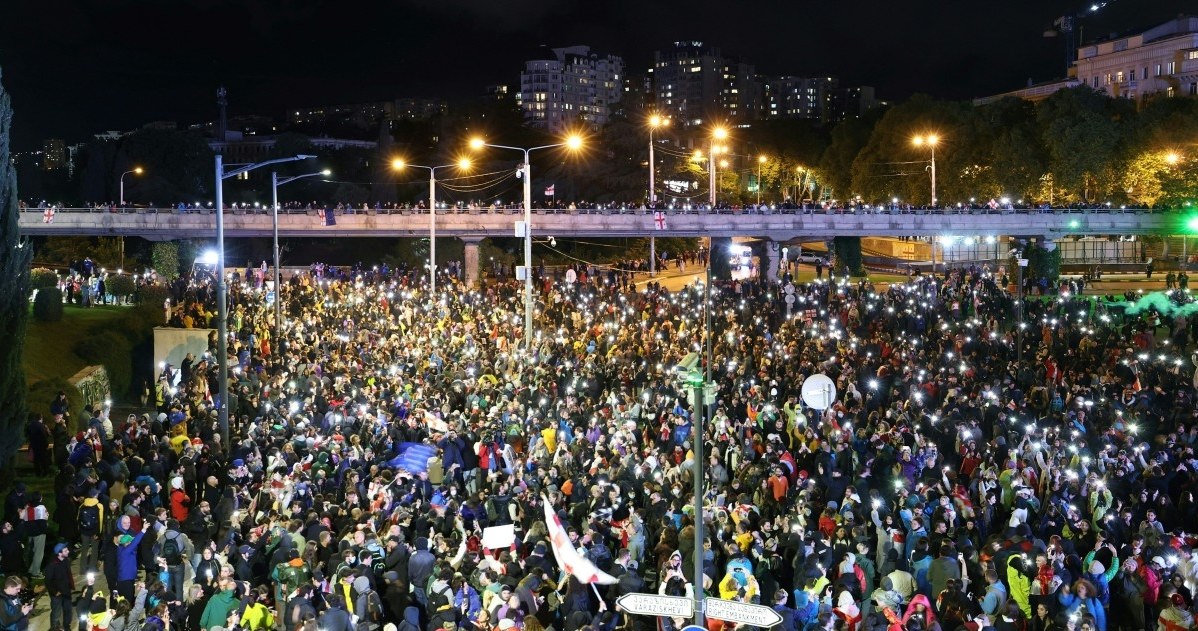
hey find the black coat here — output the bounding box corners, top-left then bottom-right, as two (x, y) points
(44, 557), (74, 598)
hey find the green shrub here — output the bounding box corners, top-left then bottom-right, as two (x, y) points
(32, 288), (64, 322)
(106, 274), (136, 299)
(27, 378), (87, 428)
(30, 268), (59, 290)
(75, 330), (132, 398)
(151, 241), (181, 280)
(135, 283), (170, 326)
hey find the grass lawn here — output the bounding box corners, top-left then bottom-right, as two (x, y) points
(23, 304), (127, 385)
(19, 304), (132, 533)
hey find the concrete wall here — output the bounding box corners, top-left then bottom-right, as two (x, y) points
(153, 327), (213, 376)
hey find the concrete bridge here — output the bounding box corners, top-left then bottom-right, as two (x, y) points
(18, 206), (1170, 240)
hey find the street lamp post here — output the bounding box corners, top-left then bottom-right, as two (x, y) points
(271, 169), (330, 341)
(648, 115), (669, 277)
(214, 153), (315, 448)
(709, 126), (728, 210)
(648, 115), (669, 207)
(119, 167), (143, 206)
(1016, 254), (1027, 364)
(756, 155), (767, 207)
(470, 136), (582, 347)
(912, 134), (939, 207)
(391, 158), (471, 294)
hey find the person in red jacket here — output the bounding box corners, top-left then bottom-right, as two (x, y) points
(169, 476), (190, 522)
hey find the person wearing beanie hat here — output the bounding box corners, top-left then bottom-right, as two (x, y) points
(272, 544), (312, 615)
(353, 575), (383, 631)
(169, 476), (190, 523)
(113, 521), (149, 603)
(1081, 544), (1119, 609)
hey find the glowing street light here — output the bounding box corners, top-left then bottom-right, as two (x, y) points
(1166, 151), (1181, 165)
(647, 114), (669, 206)
(119, 167), (143, 206)
(469, 134), (584, 346)
(710, 126), (728, 209)
(391, 157), (472, 293)
(912, 134), (940, 207)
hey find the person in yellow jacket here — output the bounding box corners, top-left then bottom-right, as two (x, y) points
(240, 589), (276, 631)
(1006, 554), (1033, 617)
(718, 560), (759, 603)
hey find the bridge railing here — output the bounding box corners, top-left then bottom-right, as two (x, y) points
(20, 205), (1168, 216)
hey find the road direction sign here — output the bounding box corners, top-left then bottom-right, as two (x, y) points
(703, 598), (783, 628)
(616, 593), (695, 618)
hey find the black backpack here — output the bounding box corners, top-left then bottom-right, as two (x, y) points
(79, 504), (100, 535)
(161, 533), (183, 565)
(366, 591), (382, 623)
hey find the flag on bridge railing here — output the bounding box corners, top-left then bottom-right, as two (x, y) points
(42, 207), (55, 223)
(318, 207), (336, 227)
(544, 184), (555, 196)
(653, 210), (667, 230)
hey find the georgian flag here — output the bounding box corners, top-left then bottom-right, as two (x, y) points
(545, 185), (555, 196)
(542, 496), (618, 585)
(653, 210), (667, 231)
(42, 207), (55, 223)
(318, 207), (336, 227)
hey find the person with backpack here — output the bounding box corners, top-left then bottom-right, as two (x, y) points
(156, 520), (193, 600)
(352, 576), (383, 631)
(78, 488), (105, 574)
(272, 548), (312, 617)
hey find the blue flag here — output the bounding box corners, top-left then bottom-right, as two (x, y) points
(386, 442), (438, 474)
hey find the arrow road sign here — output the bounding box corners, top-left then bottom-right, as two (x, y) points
(615, 593), (695, 618)
(703, 598), (783, 628)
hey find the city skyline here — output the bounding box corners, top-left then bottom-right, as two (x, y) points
(0, 0), (1191, 148)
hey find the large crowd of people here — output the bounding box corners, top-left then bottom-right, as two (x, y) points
(6, 255), (1198, 631)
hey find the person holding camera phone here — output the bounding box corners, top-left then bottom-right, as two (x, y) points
(0, 577), (35, 631)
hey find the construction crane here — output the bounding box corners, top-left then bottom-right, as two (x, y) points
(1044, 1), (1117, 76)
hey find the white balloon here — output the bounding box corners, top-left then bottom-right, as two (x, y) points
(801, 374), (837, 411)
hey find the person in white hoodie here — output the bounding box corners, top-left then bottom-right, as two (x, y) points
(832, 590), (861, 631)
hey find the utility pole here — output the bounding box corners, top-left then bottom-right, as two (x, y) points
(1016, 254), (1027, 364)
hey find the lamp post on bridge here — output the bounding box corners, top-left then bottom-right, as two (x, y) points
(271, 168), (330, 343)
(119, 167), (143, 206)
(390, 158), (472, 294)
(709, 126), (728, 210)
(468, 134), (583, 348)
(214, 153), (315, 449)
(647, 114), (669, 276)
(912, 134), (939, 207)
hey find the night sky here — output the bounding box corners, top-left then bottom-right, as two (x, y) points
(0, 0), (1190, 149)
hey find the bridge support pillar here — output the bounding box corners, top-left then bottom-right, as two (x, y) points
(463, 238), (482, 288)
(766, 240), (781, 282)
